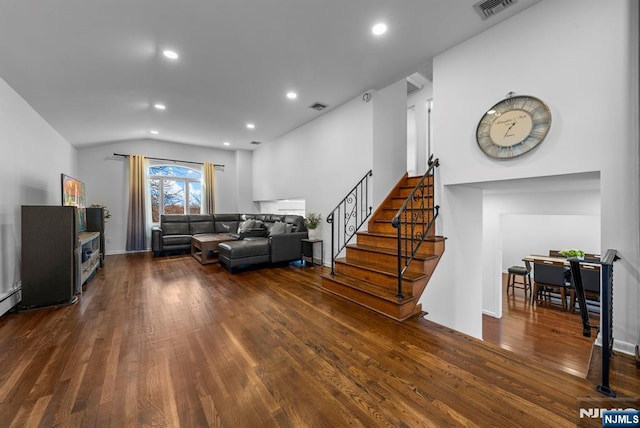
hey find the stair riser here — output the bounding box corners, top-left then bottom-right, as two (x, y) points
(405, 175), (434, 186)
(409, 256), (444, 298)
(356, 234), (444, 256)
(397, 185), (434, 198)
(389, 198), (435, 209)
(409, 276), (430, 298)
(322, 277), (421, 321)
(345, 247), (429, 275)
(334, 262), (414, 291)
(377, 206), (435, 220)
(369, 219), (435, 235)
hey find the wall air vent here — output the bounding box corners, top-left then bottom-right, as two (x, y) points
(250, 141), (262, 145)
(309, 102), (328, 111)
(473, 0), (517, 20)
(407, 80), (421, 95)
(406, 71), (430, 95)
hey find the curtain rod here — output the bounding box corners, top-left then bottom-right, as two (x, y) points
(113, 153), (224, 168)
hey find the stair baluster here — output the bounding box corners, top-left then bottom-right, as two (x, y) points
(391, 156), (440, 299)
(327, 170), (373, 274)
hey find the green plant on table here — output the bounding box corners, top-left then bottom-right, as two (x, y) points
(304, 212), (322, 230)
(560, 249), (585, 258)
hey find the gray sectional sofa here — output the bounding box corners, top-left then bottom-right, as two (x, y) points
(151, 213), (308, 271)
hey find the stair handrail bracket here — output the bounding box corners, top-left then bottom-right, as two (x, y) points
(327, 170), (373, 275)
(391, 156), (440, 299)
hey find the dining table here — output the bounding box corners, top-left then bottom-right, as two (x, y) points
(522, 254), (601, 305)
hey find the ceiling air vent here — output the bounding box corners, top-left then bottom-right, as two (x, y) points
(473, 0), (517, 20)
(250, 141), (262, 145)
(309, 102), (328, 111)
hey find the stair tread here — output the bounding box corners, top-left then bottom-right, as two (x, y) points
(357, 231), (447, 242)
(346, 243), (438, 261)
(380, 206), (434, 210)
(321, 273), (416, 302)
(391, 195), (434, 200)
(372, 217), (433, 224)
(400, 184), (433, 189)
(335, 257), (426, 281)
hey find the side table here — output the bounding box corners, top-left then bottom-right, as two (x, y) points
(301, 238), (324, 266)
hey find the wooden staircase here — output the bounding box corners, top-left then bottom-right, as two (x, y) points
(321, 174), (446, 321)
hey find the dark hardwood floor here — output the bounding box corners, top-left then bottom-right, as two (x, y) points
(483, 275), (598, 378)
(484, 274), (640, 398)
(0, 253), (637, 427)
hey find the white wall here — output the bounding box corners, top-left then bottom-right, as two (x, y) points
(372, 79), (408, 208)
(77, 139), (244, 254)
(0, 76), (76, 315)
(407, 107), (417, 175)
(253, 93), (374, 263)
(407, 82), (434, 175)
(434, 1), (615, 186)
(424, 185), (484, 337)
(502, 214), (600, 269)
(253, 79), (409, 264)
(425, 0), (639, 351)
(235, 150), (258, 214)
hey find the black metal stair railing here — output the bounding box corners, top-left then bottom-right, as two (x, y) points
(569, 248), (619, 397)
(326, 170), (373, 275)
(391, 156), (440, 299)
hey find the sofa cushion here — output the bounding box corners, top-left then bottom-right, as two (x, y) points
(163, 235), (192, 246)
(161, 215), (189, 235)
(189, 214), (214, 235)
(214, 213), (241, 234)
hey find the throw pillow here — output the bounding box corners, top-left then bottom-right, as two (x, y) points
(269, 221), (287, 235)
(238, 219), (255, 232)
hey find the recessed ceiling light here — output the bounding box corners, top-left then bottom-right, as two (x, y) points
(286, 91), (298, 100)
(150, 130), (159, 135)
(154, 103), (166, 110)
(162, 50), (179, 60)
(223, 141), (230, 146)
(246, 123), (255, 129)
(372, 23), (387, 36)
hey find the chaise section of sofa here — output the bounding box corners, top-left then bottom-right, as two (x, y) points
(217, 215), (308, 272)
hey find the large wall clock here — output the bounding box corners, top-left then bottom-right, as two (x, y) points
(476, 94), (552, 159)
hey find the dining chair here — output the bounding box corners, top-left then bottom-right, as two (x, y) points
(570, 264), (601, 313)
(533, 260), (571, 310)
(506, 260), (532, 298)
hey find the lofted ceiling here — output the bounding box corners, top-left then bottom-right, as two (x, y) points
(0, 0), (542, 150)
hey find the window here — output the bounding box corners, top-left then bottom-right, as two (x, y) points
(149, 165), (202, 223)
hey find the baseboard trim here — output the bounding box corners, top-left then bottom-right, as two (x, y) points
(0, 288), (21, 317)
(613, 339), (637, 356)
(482, 309), (500, 318)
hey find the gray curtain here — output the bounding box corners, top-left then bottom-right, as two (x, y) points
(203, 162), (216, 214)
(126, 154), (147, 251)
